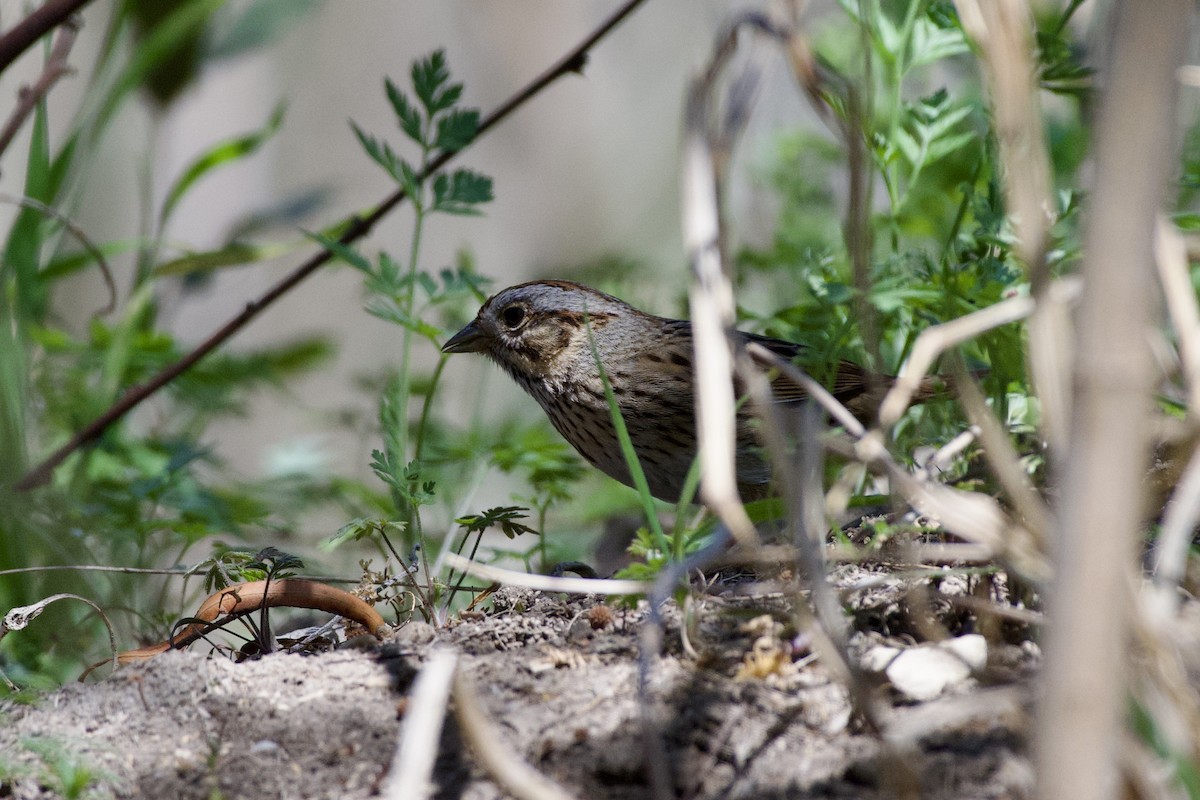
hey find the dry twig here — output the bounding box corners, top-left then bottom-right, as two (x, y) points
(383, 649), (458, 800)
(1036, 4), (1192, 799)
(0, 0), (90, 76)
(452, 660), (582, 800)
(441, 552), (648, 596)
(0, 15), (78, 160)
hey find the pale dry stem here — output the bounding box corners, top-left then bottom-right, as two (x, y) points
(952, 361), (1051, 548)
(684, 79), (759, 547)
(442, 552), (650, 597)
(384, 649), (457, 800)
(1036, 3), (1192, 798)
(878, 277), (1081, 428)
(954, 0), (1052, 284)
(452, 659), (583, 800)
(1155, 218), (1200, 411)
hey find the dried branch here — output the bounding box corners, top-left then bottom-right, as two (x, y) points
(683, 84), (759, 546)
(1036, 3), (1192, 799)
(383, 649), (457, 800)
(452, 661), (582, 800)
(0, 15), (78, 161)
(0, 0), (91, 77)
(13, 0), (649, 491)
(956, 0), (1065, 460)
(441, 552), (649, 596)
(951, 358), (1051, 546)
(681, 16), (777, 547)
(1154, 218), (1200, 413)
(1, 592), (117, 689)
(107, 578), (387, 667)
(877, 276), (1081, 428)
(954, 0), (1052, 285)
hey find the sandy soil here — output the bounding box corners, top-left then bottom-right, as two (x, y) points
(0, 560), (1066, 800)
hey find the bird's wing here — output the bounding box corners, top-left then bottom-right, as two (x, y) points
(740, 332), (873, 406)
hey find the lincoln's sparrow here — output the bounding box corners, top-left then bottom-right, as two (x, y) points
(443, 280), (923, 501)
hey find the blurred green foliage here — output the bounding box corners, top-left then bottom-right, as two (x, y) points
(0, 0), (343, 682)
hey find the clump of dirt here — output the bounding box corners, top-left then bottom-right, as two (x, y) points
(0, 573), (1046, 800)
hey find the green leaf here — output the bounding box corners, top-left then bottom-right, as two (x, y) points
(160, 102), (287, 226)
(489, 425), (585, 506)
(40, 238), (148, 282)
(3, 94), (53, 321)
(303, 231), (372, 273)
(153, 241), (293, 276)
(399, 460), (437, 507)
(430, 82), (463, 115)
(385, 78), (423, 144)
(412, 50), (450, 117)
(908, 18), (969, 68)
(95, 0), (225, 133)
(924, 104), (973, 138)
(894, 128), (921, 167)
(397, 160), (423, 202)
(1174, 212), (1200, 231)
(206, 0), (318, 60)
(245, 546), (305, 579)
(416, 270), (438, 297)
(431, 169), (493, 215)
(351, 121), (407, 183)
(456, 506), (538, 539)
(326, 518), (406, 548)
(925, 131), (976, 162)
(370, 448), (405, 494)
(872, 2), (901, 61)
(365, 297), (443, 341)
(434, 108), (479, 152)
(99, 284), (155, 403)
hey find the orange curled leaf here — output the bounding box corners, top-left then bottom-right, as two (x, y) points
(83, 580), (387, 677)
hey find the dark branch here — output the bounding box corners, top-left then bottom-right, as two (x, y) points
(14, 0), (649, 490)
(0, 16), (79, 160)
(0, 0), (93, 76)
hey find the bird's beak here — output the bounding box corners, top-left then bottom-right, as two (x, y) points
(441, 320), (488, 354)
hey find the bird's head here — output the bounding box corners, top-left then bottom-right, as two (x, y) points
(442, 280), (629, 382)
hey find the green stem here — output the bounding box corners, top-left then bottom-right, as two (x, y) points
(394, 204), (425, 467)
(582, 314), (668, 555)
(412, 352), (448, 464)
(537, 503), (548, 572)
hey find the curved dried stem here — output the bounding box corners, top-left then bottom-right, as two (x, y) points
(106, 579), (387, 669)
(452, 659), (582, 800)
(2, 592), (117, 689)
(0, 191), (115, 315)
(878, 276), (1081, 428)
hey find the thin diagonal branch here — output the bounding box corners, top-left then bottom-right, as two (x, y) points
(0, 15), (79, 161)
(14, 0), (649, 491)
(0, 0), (92, 76)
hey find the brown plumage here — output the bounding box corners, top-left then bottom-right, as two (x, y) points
(443, 280), (919, 501)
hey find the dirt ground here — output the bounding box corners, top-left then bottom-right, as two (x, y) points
(0, 565), (1063, 799)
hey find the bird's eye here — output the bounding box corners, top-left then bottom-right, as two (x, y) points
(501, 304), (526, 329)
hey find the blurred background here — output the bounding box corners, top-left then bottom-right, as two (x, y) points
(0, 0), (822, 491)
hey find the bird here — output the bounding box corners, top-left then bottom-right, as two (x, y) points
(442, 280), (929, 502)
